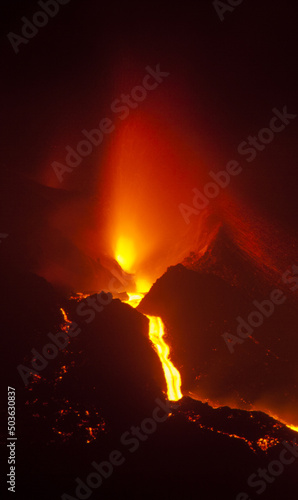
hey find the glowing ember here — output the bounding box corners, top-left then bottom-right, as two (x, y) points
(60, 307), (71, 324)
(124, 293), (182, 402)
(257, 436), (280, 451)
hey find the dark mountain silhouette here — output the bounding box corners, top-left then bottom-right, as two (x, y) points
(138, 227), (298, 426)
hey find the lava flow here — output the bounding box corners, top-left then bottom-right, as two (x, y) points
(123, 292), (182, 402)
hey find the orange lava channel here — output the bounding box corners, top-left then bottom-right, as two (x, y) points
(124, 294), (182, 401)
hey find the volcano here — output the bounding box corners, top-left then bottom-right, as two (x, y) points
(3, 221), (298, 500)
(138, 224), (298, 427)
(3, 1), (298, 498)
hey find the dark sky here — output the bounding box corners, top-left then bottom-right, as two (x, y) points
(1, 1), (298, 286)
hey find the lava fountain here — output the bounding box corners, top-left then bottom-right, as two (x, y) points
(101, 113), (211, 292)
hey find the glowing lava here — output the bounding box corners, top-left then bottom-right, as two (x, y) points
(124, 293), (182, 402)
(147, 314), (182, 401)
(286, 424), (298, 433)
(114, 232), (182, 400)
(264, 410), (298, 434)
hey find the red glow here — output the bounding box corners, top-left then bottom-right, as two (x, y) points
(102, 114), (213, 289)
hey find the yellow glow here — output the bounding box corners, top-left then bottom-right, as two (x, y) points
(115, 237), (136, 273)
(124, 293), (182, 402)
(135, 278), (151, 293)
(287, 424), (298, 433)
(60, 308), (71, 324)
(147, 315), (182, 401)
(264, 410), (298, 433)
(125, 293), (144, 308)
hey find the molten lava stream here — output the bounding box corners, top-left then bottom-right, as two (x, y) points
(287, 424), (298, 433)
(124, 293), (182, 402)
